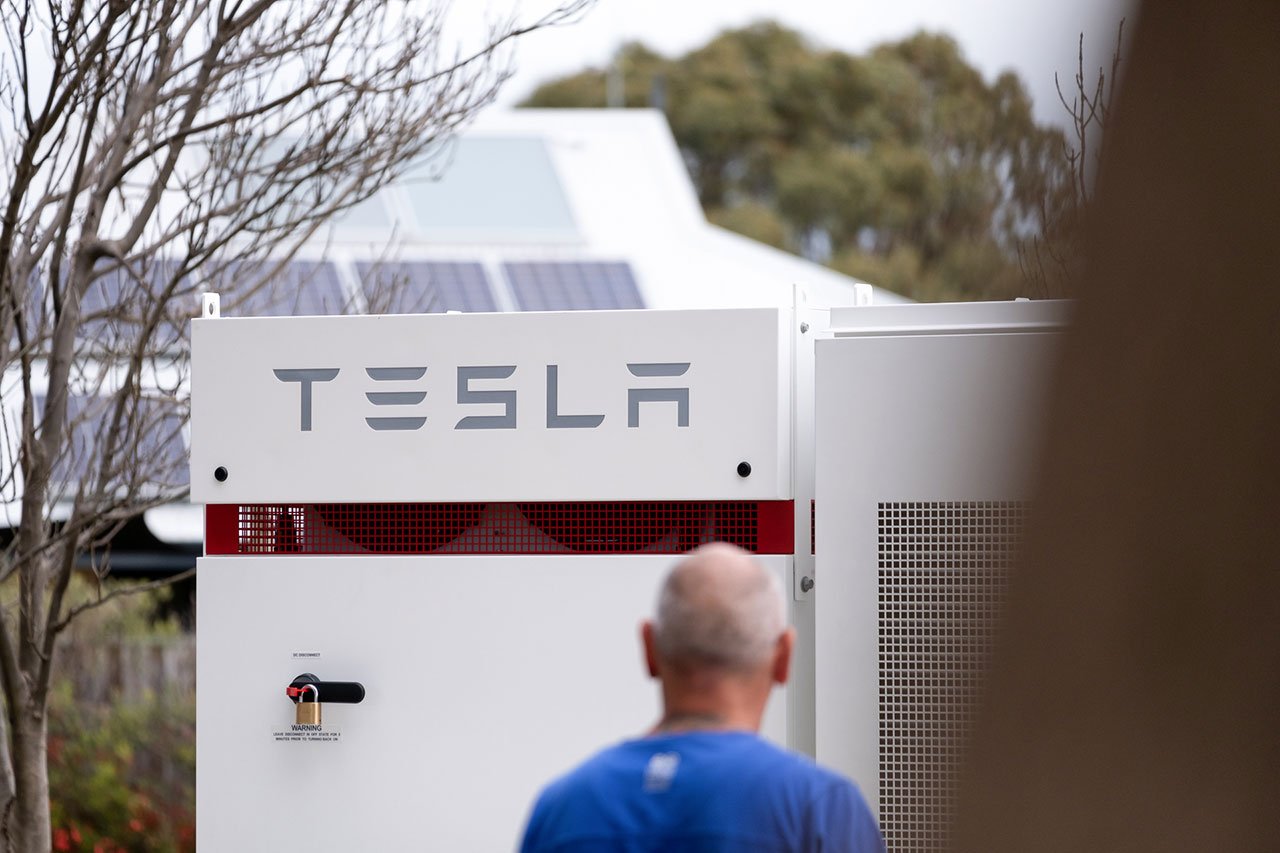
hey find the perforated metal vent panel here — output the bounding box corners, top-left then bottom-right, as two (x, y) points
(878, 500), (1027, 851)
(208, 501), (795, 555)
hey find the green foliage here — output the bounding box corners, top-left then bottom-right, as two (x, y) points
(58, 575), (185, 643)
(47, 686), (195, 853)
(523, 22), (1072, 301)
(707, 201), (788, 249)
(41, 577), (195, 852)
(0, 573), (184, 643)
(830, 245), (925, 299)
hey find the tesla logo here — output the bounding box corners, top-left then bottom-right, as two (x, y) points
(273, 363), (690, 432)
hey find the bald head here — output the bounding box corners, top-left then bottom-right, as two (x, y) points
(651, 543), (786, 674)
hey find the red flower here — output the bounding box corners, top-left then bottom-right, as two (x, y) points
(53, 828), (71, 852)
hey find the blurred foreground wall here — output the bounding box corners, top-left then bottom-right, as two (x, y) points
(953, 3), (1280, 850)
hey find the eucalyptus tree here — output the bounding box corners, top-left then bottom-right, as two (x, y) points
(525, 23), (1071, 301)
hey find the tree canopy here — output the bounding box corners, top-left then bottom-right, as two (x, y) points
(523, 23), (1072, 301)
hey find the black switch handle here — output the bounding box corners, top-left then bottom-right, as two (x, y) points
(288, 672), (366, 704)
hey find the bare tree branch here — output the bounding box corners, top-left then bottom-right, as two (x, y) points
(51, 567), (197, 636)
(0, 2), (596, 848)
(1019, 18), (1126, 297)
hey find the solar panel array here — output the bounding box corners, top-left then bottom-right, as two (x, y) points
(97, 258), (642, 319)
(216, 260), (352, 317)
(37, 394), (189, 497)
(23, 259), (642, 336)
(503, 261), (644, 311)
(357, 261), (496, 313)
(78, 261), (195, 352)
(4, 272), (45, 351)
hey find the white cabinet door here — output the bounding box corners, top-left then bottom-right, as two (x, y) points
(814, 330), (1059, 848)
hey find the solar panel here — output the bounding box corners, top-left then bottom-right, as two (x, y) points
(4, 271), (45, 352)
(357, 261), (496, 313)
(502, 261), (644, 311)
(78, 260), (195, 352)
(38, 394), (188, 499)
(215, 260), (352, 317)
(402, 137), (577, 235)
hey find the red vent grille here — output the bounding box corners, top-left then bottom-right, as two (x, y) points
(205, 501), (794, 556)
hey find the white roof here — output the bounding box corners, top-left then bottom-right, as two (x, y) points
(313, 108), (908, 310)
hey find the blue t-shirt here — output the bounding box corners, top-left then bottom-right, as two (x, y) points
(519, 731), (884, 852)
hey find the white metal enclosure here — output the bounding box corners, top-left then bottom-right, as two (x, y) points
(191, 298), (1069, 851)
(191, 307), (808, 851)
(813, 301), (1068, 851)
(197, 553), (793, 850)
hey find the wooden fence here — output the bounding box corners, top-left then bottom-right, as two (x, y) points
(57, 634), (196, 706)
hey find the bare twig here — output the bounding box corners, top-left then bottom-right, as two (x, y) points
(51, 567), (198, 636)
(0, 2), (597, 848)
(1019, 18), (1126, 297)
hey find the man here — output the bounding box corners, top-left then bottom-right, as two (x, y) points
(519, 543), (884, 852)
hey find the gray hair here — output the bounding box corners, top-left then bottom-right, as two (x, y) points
(651, 543), (785, 672)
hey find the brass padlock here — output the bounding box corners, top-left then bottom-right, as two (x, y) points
(286, 673), (363, 724)
(296, 701), (321, 725)
(294, 684), (321, 725)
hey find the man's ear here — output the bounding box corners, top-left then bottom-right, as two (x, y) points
(772, 627), (796, 685)
(641, 620), (660, 679)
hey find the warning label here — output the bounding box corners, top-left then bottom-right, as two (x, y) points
(272, 724), (342, 744)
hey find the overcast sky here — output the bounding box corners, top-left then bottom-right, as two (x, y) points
(494, 0), (1134, 127)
